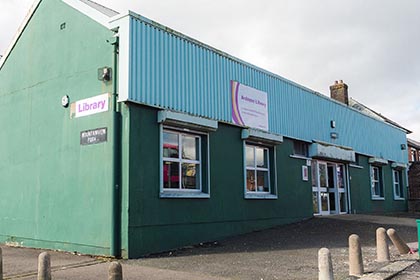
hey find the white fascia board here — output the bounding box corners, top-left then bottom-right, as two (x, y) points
(62, 0), (112, 28)
(158, 110), (218, 131)
(110, 14), (131, 102)
(368, 157), (389, 166)
(309, 142), (356, 162)
(241, 129), (283, 145)
(391, 162), (407, 170)
(0, 0), (42, 70)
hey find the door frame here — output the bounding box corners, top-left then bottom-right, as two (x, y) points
(312, 160), (349, 215)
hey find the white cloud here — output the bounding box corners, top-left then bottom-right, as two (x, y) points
(1, 0), (419, 139)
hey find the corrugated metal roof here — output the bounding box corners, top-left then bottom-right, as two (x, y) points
(79, 0), (119, 17)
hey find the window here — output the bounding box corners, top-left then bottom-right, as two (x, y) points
(244, 143), (277, 199)
(161, 128), (209, 198)
(246, 144), (270, 193)
(393, 169), (404, 200)
(370, 166), (384, 199)
(293, 140), (309, 157)
(411, 148), (417, 162)
(241, 129), (282, 199)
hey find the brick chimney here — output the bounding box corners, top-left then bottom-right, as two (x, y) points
(330, 80), (348, 105)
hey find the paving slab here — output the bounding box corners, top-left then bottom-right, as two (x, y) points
(0, 245), (102, 279)
(359, 260), (418, 280)
(391, 261), (420, 280)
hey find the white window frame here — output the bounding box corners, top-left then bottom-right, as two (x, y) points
(392, 169), (404, 200)
(160, 125), (210, 198)
(243, 142), (277, 199)
(370, 166), (384, 200)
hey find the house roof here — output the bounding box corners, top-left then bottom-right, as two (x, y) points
(349, 97), (411, 134)
(408, 138), (420, 149)
(79, 0), (119, 17)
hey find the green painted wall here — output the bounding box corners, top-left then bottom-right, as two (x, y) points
(125, 104), (313, 257)
(0, 0), (118, 255)
(349, 155), (407, 214)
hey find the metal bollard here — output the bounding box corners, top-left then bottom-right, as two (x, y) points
(37, 252), (51, 280)
(387, 228), (410, 254)
(318, 248), (334, 280)
(108, 262), (123, 280)
(348, 234), (364, 276)
(376, 227), (390, 262)
(0, 247), (3, 280)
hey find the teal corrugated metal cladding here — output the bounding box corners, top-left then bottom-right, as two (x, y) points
(128, 16), (407, 163)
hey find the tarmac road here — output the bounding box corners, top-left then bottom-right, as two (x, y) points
(1, 213), (419, 279)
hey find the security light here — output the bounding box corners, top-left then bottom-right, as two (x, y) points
(98, 67), (112, 82)
(61, 95), (69, 108)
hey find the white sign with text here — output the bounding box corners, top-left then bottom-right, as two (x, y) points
(74, 93), (109, 118)
(231, 81), (268, 130)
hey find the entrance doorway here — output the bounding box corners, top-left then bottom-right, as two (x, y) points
(312, 160), (348, 215)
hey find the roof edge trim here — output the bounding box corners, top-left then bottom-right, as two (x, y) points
(62, 0), (112, 28)
(0, 0), (118, 71)
(0, 0), (41, 70)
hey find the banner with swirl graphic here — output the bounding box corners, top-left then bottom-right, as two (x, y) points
(231, 81), (268, 131)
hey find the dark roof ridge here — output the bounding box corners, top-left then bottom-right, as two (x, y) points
(349, 97), (411, 134)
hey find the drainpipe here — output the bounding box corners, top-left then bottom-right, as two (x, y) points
(109, 33), (121, 258)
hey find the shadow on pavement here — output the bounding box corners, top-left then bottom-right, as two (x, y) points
(144, 214), (418, 258)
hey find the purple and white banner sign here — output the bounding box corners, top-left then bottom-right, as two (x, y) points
(74, 93), (109, 118)
(231, 81), (268, 131)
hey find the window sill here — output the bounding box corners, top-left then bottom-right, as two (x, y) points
(244, 193), (278, 200)
(289, 154), (311, 160)
(349, 164), (363, 169)
(393, 197), (405, 201)
(160, 191), (210, 199)
(371, 197), (385, 201)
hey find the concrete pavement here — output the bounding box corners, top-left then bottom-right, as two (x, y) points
(1, 213), (419, 279)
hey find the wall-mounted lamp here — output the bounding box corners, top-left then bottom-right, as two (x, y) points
(330, 132), (338, 139)
(401, 144), (407, 150)
(330, 120), (336, 128)
(61, 95), (69, 108)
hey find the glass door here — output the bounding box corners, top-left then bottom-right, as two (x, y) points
(318, 162), (330, 215)
(336, 164), (347, 214)
(327, 164), (337, 214)
(312, 160), (348, 215)
(312, 161), (330, 215)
